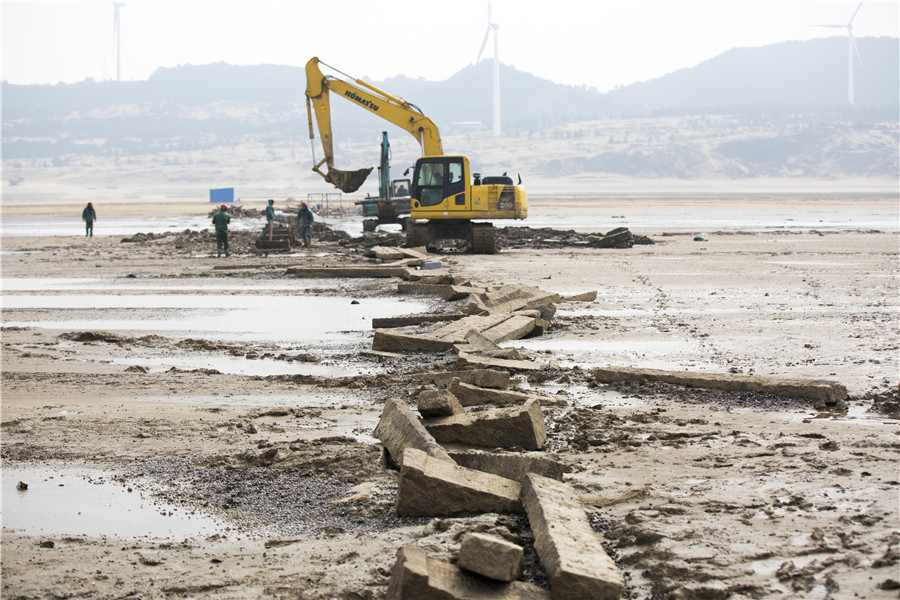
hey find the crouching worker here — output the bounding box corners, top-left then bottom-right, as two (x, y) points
(298, 202), (314, 247)
(212, 204), (231, 257)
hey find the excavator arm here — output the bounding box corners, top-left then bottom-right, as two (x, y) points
(305, 57), (443, 193)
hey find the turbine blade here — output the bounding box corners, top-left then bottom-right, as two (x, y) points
(810, 24), (845, 28)
(476, 26), (490, 63)
(849, 1), (863, 25)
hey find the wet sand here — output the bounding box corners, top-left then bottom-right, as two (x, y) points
(2, 203), (899, 599)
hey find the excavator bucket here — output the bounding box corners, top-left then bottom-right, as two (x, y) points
(325, 167), (373, 194)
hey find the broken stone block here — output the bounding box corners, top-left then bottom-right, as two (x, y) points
(453, 330), (502, 355)
(450, 450), (566, 482)
(285, 265), (406, 278)
(561, 291), (597, 302)
(522, 474), (624, 600)
(448, 379), (562, 408)
(441, 285), (480, 301)
(397, 281), (456, 296)
(372, 329), (457, 353)
(418, 389), (464, 418)
(372, 313), (464, 329)
(374, 398), (454, 465)
(386, 545), (550, 600)
(423, 398), (547, 451)
(457, 532), (524, 582)
(458, 351), (558, 372)
(431, 369), (512, 390)
(592, 366), (848, 405)
(396, 448), (522, 517)
(481, 315), (536, 343)
(430, 314), (514, 344)
(368, 245), (407, 261)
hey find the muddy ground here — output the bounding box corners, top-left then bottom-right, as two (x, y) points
(2, 220), (899, 600)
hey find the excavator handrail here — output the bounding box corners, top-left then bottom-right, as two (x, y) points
(305, 57), (444, 192)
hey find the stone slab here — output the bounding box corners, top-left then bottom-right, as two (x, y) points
(457, 532), (524, 582)
(431, 369), (512, 390)
(561, 291), (598, 302)
(423, 398), (547, 451)
(418, 389), (464, 418)
(285, 265), (406, 278)
(450, 451), (566, 482)
(374, 398), (454, 465)
(522, 474), (625, 600)
(458, 351), (558, 372)
(396, 448), (522, 517)
(397, 281), (456, 296)
(431, 314), (514, 343)
(373, 329), (457, 353)
(593, 366), (848, 405)
(448, 379), (534, 407)
(368, 246), (407, 261)
(372, 313), (464, 329)
(386, 545), (550, 600)
(481, 315), (536, 343)
(458, 330), (503, 353)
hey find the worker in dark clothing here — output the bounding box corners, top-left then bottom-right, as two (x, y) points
(298, 202), (314, 247)
(82, 202), (97, 237)
(265, 199), (275, 240)
(212, 204), (231, 257)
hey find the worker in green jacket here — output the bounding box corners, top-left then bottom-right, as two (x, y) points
(82, 202), (96, 237)
(265, 199), (275, 240)
(298, 202), (314, 247)
(212, 204), (231, 257)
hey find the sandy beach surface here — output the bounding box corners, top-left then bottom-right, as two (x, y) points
(2, 195), (898, 599)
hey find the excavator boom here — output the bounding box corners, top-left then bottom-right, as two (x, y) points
(305, 57), (443, 192)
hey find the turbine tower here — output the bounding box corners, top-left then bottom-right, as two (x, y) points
(814, 1), (863, 105)
(476, 1), (500, 136)
(112, 2), (125, 82)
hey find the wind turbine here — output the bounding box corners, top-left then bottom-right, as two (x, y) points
(814, 1), (864, 105)
(112, 2), (125, 82)
(476, 1), (500, 136)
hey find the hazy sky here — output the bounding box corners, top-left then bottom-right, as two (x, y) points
(2, 0), (898, 91)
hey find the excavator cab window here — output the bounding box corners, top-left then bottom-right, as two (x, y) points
(413, 158), (465, 207)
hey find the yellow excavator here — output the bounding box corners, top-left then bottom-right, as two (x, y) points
(304, 57), (527, 253)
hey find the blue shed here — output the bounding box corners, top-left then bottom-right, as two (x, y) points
(210, 188), (235, 203)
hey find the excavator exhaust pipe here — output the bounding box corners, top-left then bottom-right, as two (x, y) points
(325, 167), (373, 194)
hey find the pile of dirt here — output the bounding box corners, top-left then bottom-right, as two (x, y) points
(496, 226), (654, 249)
(863, 385), (900, 417)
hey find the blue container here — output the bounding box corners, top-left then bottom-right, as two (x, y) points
(210, 188), (235, 203)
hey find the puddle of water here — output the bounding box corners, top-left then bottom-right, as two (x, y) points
(2, 278), (323, 292)
(2, 294), (432, 345)
(107, 351), (377, 377)
(2, 465), (223, 539)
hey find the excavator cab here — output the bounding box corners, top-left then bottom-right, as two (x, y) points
(411, 157), (466, 210)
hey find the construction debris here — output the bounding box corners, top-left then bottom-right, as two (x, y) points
(396, 448), (522, 517)
(448, 378), (562, 408)
(417, 389), (464, 418)
(449, 451), (566, 482)
(457, 532), (524, 583)
(386, 545), (550, 600)
(373, 398), (454, 465)
(522, 474), (625, 600)
(422, 398), (547, 451)
(430, 369), (512, 390)
(593, 366), (849, 406)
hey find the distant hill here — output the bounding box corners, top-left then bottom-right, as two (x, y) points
(2, 37), (897, 180)
(601, 37), (899, 112)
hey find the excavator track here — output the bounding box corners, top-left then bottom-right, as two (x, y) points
(405, 222), (428, 248)
(472, 223), (496, 254)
